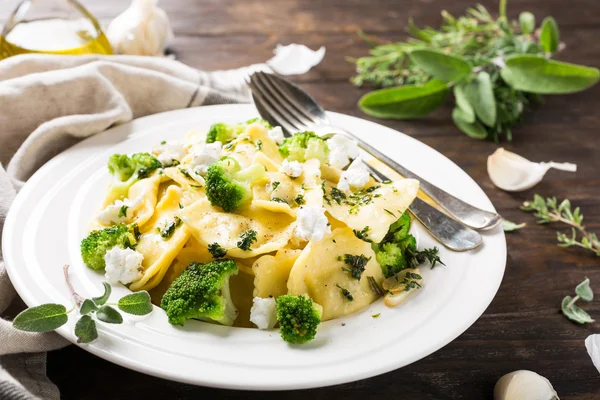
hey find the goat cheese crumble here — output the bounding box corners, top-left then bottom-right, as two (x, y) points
(268, 126), (285, 144)
(153, 141), (187, 166)
(97, 196), (143, 225)
(295, 206), (331, 241)
(249, 297), (277, 330)
(328, 134), (359, 169)
(280, 159), (303, 178)
(338, 158), (370, 192)
(189, 141), (222, 175)
(104, 247), (144, 285)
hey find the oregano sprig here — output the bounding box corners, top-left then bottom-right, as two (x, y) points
(522, 194), (600, 256)
(12, 265), (153, 343)
(561, 278), (594, 324)
(351, 0), (599, 142)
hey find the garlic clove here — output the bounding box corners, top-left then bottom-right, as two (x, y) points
(487, 148), (576, 192)
(267, 44), (326, 75)
(107, 0), (173, 56)
(585, 334), (600, 374)
(494, 370), (559, 400)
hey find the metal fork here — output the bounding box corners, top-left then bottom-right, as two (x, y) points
(246, 72), (484, 251)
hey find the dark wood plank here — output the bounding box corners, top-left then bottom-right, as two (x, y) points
(0, 0), (596, 398)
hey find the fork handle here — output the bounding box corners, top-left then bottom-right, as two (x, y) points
(321, 126), (502, 231)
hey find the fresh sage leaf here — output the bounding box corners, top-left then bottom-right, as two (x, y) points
(562, 296), (594, 324)
(576, 278), (594, 302)
(453, 84), (475, 123)
(502, 220), (526, 232)
(12, 304), (69, 332)
(501, 55), (600, 94)
(96, 305), (123, 324)
(409, 49), (472, 82)
(464, 71), (496, 127)
(92, 282), (111, 306)
(80, 299), (98, 315)
(74, 315), (98, 344)
(358, 79), (449, 119)
(519, 12), (535, 34)
(452, 108), (487, 139)
(118, 291), (153, 316)
(540, 17), (559, 53)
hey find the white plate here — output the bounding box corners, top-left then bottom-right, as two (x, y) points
(3, 104), (506, 390)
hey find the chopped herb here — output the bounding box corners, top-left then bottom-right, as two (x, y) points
(208, 242), (227, 259)
(237, 229), (257, 251)
(342, 254), (370, 279)
(294, 194), (306, 205)
(190, 184), (202, 189)
(400, 272), (423, 291)
(336, 284), (354, 301)
(353, 226), (372, 242)
(271, 197), (288, 204)
(160, 140), (166, 145)
(330, 187), (347, 204)
(160, 216), (182, 239)
(118, 205), (128, 219)
(406, 247), (444, 268)
(178, 203), (184, 209)
(271, 181), (281, 191)
(367, 276), (385, 296)
(256, 140), (263, 150)
(383, 209), (396, 217)
(382, 181), (392, 184)
(372, 313), (381, 318)
(179, 168), (193, 180)
(365, 185), (380, 193)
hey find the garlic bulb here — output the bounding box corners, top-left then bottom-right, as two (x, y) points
(107, 0), (173, 56)
(487, 148), (576, 192)
(494, 370), (559, 400)
(267, 44), (326, 75)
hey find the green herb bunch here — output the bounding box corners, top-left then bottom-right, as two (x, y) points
(12, 265), (153, 343)
(522, 195), (600, 256)
(351, 0), (599, 141)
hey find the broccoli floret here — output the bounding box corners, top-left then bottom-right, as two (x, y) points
(245, 118), (273, 129)
(278, 131), (329, 163)
(276, 294), (322, 344)
(80, 224), (140, 270)
(160, 260), (239, 326)
(206, 123), (244, 144)
(372, 212), (443, 277)
(205, 157), (267, 212)
(107, 152), (161, 200)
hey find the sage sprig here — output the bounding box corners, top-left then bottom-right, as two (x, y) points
(562, 278), (594, 324)
(12, 265), (153, 343)
(351, 0), (599, 142)
(522, 195), (600, 256)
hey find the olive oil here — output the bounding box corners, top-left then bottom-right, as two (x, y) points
(0, 1), (112, 60)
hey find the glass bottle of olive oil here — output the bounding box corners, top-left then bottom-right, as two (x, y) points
(0, 0), (113, 60)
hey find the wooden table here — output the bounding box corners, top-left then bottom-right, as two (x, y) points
(3, 0), (599, 398)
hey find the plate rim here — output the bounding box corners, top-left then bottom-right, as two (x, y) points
(3, 104), (506, 390)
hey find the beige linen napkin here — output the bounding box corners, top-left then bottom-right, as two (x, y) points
(0, 54), (256, 399)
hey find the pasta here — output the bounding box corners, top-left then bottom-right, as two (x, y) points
(88, 119), (424, 332)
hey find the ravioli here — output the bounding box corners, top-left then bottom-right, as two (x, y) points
(130, 185), (190, 291)
(324, 179), (419, 243)
(253, 247), (302, 298)
(287, 227), (385, 321)
(180, 198), (295, 259)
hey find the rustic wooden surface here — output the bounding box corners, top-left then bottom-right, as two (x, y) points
(3, 0), (600, 398)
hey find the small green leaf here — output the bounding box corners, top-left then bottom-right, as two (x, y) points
(118, 291), (153, 316)
(576, 278), (594, 302)
(358, 79), (449, 119)
(562, 296), (594, 324)
(464, 72), (496, 127)
(452, 108), (487, 139)
(540, 17), (559, 53)
(453, 84), (475, 123)
(502, 220), (526, 232)
(74, 315), (98, 344)
(12, 304), (69, 332)
(409, 49), (472, 82)
(80, 299), (98, 315)
(502, 55), (600, 94)
(519, 12), (535, 34)
(96, 305), (123, 324)
(92, 282), (111, 306)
